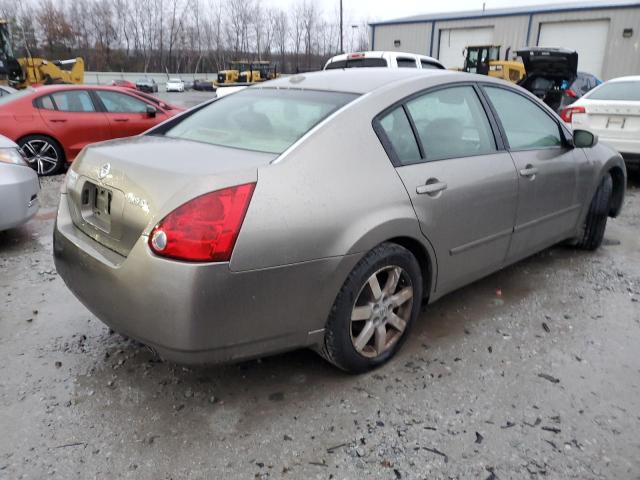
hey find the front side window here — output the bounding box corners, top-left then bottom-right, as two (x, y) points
(378, 107), (421, 165)
(165, 88), (357, 154)
(96, 90), (148, 113)
(406, 86), (495, 161)
(484, 86), (562, 150)
(51, 90), (95, 112)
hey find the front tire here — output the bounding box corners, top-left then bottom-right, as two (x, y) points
(18, 135), (65, 176)
(576, 174), (612, 250)
(321, 243), (422, 373)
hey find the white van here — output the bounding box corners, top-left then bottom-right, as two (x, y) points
(324, 51), (445, 70)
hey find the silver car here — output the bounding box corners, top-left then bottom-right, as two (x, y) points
(0, 134), (39, 231)
(54, 69), (626, 373)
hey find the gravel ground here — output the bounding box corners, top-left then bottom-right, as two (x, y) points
(1, 169), (639, 480)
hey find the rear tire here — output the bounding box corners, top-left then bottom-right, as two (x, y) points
(575, 175), (612, 250)
(18, 135), (65, 176)
(321, 243), (422, 373)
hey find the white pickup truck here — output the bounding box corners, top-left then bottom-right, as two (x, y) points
(324, 51), (445, 70)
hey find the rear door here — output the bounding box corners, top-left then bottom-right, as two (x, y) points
(36, 89), (112, 158)
(376, 84), (519, 294)
(482, 85), (585, 262)
(92, 89), (168, 138)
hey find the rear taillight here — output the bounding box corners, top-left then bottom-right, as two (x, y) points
(149, 183), (255, 262)
(565, 88), (578, 98)
(559, 106), (586, 123)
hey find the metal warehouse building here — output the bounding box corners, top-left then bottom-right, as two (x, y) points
(369, 0), (640, 79)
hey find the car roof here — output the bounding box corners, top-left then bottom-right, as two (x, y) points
(29, 84), (139, 93)
(258, 68), (455, 94)
(606, 75), (640, 83)
(327, 51), (441, 62)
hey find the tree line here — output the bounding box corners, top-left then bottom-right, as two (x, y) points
(0, 0), (371, 74)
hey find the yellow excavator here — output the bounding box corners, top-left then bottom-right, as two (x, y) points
(215, 60), (278, 87)
(1, 19), (85, 88)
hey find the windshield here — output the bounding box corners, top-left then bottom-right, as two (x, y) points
(587, 81), (640, 101)
(164, 88), (358, 154)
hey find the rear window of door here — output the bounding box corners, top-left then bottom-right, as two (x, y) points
(397, 58), (417, 68)
(405, 86), (496, 161)
(96, 90), (149, 113)
(484, 86), (562, 150)
(378, 107), (422, 165)
(51, 90), (95, 112)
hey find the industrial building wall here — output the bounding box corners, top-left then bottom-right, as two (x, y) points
(371, 5), (640, 79)
(530, 7), (640, 79)
(432, 16), (531, 66)
(371, 23), (432, 55)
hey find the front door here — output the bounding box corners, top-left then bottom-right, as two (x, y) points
(482, 86), (582, 262)
(377, 85), (519, 294)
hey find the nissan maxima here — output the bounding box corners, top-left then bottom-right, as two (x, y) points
(54, 69), (626, 373)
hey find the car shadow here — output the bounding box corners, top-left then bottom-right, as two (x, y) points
(71, 240), (599, 436)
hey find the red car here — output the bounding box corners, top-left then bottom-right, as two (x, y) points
(111, 79), (137, 89)
(0, 85), (184, 175)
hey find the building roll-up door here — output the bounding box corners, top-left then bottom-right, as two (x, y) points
(538, 20), (609, 78)
(438, 27), (494, 69)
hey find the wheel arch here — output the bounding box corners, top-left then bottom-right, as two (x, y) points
(385, 236), (434, 302)
(608, 165), (625, 218)
(17, 132), (67, 163)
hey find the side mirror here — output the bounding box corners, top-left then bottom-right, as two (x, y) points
(146, 105), (157, 118)
(573, 129), (597, 148)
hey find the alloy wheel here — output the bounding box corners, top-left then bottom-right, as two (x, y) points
(350, 265), (414, 358)
(21, 139), (60, 175)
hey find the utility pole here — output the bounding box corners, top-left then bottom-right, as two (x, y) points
(340, 0), (343, 53)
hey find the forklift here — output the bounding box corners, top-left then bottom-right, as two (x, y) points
(462, 45), (525, 83)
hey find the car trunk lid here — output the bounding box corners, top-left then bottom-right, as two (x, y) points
(573, 100), (640, 138)
(517, 47), (578, 79)
(65, 135), (276, 257)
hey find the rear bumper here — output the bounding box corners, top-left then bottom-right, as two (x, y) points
(0, 165), (39, 231)
(53, 195), (358, 364)
(598, 137), (640, 158)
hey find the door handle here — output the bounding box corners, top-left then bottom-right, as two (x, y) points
(519, 165), (538, 178)
(416, 179), (448, 196)
(113, 118), (129, 122)
(49, 119), (67, 123)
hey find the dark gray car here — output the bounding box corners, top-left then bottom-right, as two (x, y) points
(53, 69), (626, 372)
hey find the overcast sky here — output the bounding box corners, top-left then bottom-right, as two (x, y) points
(268, 0), (570, 23)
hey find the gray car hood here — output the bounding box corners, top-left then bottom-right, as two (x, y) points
(0, 134), (18, 149)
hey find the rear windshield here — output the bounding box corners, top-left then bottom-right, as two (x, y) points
(587, 81), (640, 101)
(165, 88), (358, 154)
(0, 88), (32, 106)
(325, 58), (387, 69)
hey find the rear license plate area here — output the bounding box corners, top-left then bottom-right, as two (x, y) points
(606, 116), (626, 129)
(80, 181), (113, 232)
